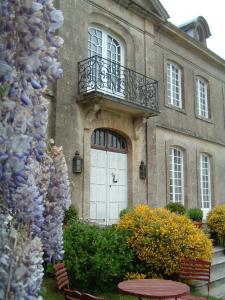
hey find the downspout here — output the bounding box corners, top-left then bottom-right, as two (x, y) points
(144, 18), (149, 204)
(146, 121), (149, 204)
(82, 129), (85, 218)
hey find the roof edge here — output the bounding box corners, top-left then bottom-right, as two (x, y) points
(161, 21), (225, 68)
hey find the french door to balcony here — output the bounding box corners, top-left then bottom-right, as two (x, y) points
(88, 27), (124, 96)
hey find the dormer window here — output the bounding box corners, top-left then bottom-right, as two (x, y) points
(179, 16), (211, 46)
(196, 26), (204, 43)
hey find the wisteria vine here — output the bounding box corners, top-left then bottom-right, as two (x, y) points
(0, 1), (71, 299)
(41, 142), (71, 262)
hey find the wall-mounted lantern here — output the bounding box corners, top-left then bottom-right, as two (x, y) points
(73, 151), (83, 173)
(139, 160), (146, 180)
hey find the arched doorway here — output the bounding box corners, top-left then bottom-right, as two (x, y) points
(90, 128), (128, 225)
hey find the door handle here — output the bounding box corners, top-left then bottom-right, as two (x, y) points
(112, 173), (118, 183)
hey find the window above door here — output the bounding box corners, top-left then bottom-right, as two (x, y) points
(91, 128), (127, 153)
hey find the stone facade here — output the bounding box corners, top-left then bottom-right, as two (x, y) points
(49, 0), (225, 222)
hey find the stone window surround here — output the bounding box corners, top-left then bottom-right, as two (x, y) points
(196, 150), (215, 209)
(164, 55), (185, 113)
(165, 140), (188, 207)
(194, 72), (213, 123)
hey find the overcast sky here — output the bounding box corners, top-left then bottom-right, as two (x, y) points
(159, 0), (225, 60)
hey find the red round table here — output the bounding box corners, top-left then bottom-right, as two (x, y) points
(118, 279), (190, 299)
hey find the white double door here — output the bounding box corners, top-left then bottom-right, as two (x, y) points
(90, 148), (128, 225)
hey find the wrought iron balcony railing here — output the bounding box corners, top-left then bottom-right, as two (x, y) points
(78, 55), (159, 113)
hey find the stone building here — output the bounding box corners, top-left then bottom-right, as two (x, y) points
(47, 0), (225, 224)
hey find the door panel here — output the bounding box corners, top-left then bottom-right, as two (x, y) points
(90, 149), (127, 225)
(108, 152), (127, 225)
(90, 149), (107, 224)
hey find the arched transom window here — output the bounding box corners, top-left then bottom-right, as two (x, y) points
(91, 128), (127, 153)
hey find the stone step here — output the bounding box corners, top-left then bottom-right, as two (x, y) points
(212, 246), (225, 259)
(211, 256), (225, 276)
(196, 273), (225, 290)
(194, 246), (225, 299)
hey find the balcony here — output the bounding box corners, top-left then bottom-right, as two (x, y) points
(78, 55), (159, 117)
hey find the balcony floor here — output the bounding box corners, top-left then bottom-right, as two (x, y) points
(77, 90), (159, 118)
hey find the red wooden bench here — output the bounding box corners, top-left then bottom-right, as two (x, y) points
(53, 262), (104, 300)
(178, 258), (211, 300)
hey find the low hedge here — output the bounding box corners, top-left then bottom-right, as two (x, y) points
(63, 220), (134, 293)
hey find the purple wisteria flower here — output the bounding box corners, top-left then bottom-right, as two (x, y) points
(0, 0), (64, 232)
(0, 0), (68, 298)
(0, 213), (44, 300)
(41, 143), (71, 262)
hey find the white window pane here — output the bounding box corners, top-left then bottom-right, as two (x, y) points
(169, 147), (184, 203)
(167, 63), (182, 108)
(200, 154), (211, 209)
(197, 78), (209, 118)
(88, 28), (102, 58)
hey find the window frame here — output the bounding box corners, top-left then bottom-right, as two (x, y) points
(166, 62), (183, 109)
(199, 153), (212, 211)
(88, 26), (124, 65)
(168, 146), (185, 204)
(91, 128), (128, 154)
(196, 76), (210, 119)
(87, 26), (125, 97)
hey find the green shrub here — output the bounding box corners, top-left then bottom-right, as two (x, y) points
(64, 205), (78, 225)
(119, 208), (129, 218)
(118, 204), (212, 279)
(165, 202), (186, 215)
(207, 205), (225, 246)
(63, 220), (134, 293)
(187, 208), (203, 221)
(43, 262), (54, 278)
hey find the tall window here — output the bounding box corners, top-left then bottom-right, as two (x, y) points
(169, 147), (184, 203)
(196, 77), (209, 118)
(88, 27), (123, 94)
(167, 62), (182, 108)
(200, 154), (211, 210)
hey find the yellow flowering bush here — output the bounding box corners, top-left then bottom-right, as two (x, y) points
(207, 205), (225, 245)
(124, 272), (146, 280)
(117, 205), (212, 278)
